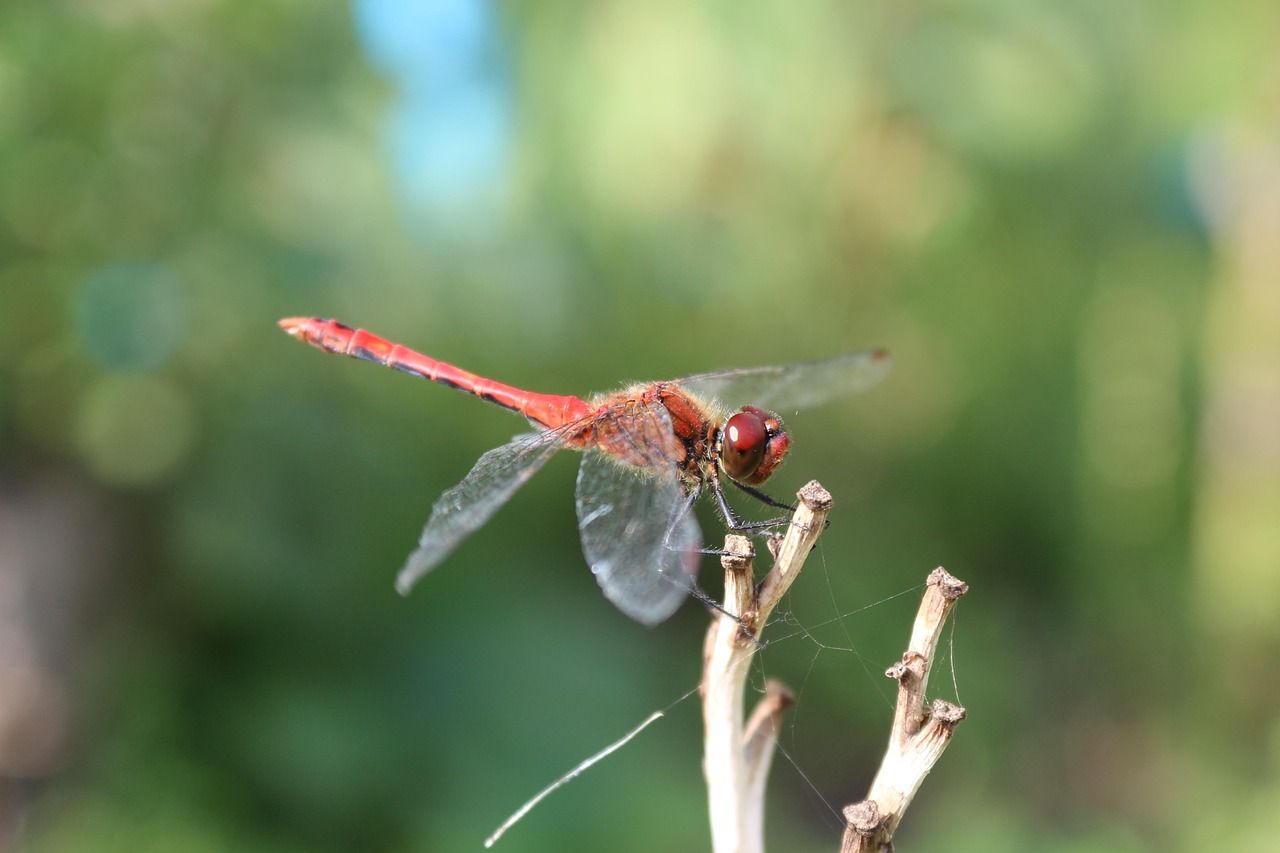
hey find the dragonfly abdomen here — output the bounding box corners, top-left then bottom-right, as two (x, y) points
(279, 317), (591, 429)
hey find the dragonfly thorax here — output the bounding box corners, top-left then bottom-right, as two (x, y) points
(717, 406), (790, 486)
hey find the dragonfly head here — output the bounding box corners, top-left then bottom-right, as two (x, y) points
(719, 406), (790, 486)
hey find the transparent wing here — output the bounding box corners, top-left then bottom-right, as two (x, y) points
(396, 430), (564, 594)
(677, 349), (891, 413)
(574, 402), (702, 626)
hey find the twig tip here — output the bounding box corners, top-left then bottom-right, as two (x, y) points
(843, 800), (886, 834)
(927, 566), (969, 599)
(763, 678), (796, 710)
(797, 480), (833, 511)
(720, 534), (755, 571)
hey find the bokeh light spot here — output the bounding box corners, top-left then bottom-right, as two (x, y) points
(892, 12), (1100, 162)
(74, 375), (195, 487)
(76, 262), (185, 372)
(352, 0), (513, 232)
(1079, 284), (1182, 491)
(1077, 276), (1185, 546)
(578, 2), (730, 217)
(354, 0), (490, 82)
(386, 80), (510, 222)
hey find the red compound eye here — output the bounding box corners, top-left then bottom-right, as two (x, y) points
(721, 409), (769, 481)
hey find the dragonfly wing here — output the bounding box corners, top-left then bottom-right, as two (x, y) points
(677, 349), (891, 413)
(574, 402), (702, 626)
(396, 431), (563, 594)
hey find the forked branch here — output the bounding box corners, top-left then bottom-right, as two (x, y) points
(701, 485), (969, 853)
(702, 481), (832, 853)
(490, 494), (967, 851)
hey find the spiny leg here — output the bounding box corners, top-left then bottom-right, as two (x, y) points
(710, 472), (791, 534)
(729, 478), (796, 513)
(664, 483), (745, 558)
(657, 483), (757, 633)
(730, 476), (830, 533)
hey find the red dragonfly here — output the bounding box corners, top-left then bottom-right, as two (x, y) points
(279, 317), (889, 625)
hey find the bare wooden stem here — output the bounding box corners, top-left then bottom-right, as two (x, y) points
(742, 679), (795, 849)
(702, 481), (832, 853)
(840, 567), (969, 853)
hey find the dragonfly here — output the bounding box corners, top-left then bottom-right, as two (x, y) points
(279, 317), (890, 625)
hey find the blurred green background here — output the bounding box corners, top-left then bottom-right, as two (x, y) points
(3, 0), (1279, 850)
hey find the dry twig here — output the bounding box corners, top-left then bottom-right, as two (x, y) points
(702, 481), (832, 853)
(492, 483), (969, 851)
(840, 567), (969, 853)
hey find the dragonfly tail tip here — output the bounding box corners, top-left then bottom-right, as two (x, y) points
(277, 316), (309, 338)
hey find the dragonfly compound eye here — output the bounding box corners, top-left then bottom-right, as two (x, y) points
(721, 406), (790, 485)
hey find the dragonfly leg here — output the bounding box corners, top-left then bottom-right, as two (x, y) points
(660, 486), (745, 557)
(728, 478), (796, 513)
(734, 480), (832, 533)
(710, 473), (791, 534)
(658, 484), (758, 635)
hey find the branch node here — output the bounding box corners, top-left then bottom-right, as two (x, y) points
(929, 699), (966, 727)
(884, 651), (925, 683)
